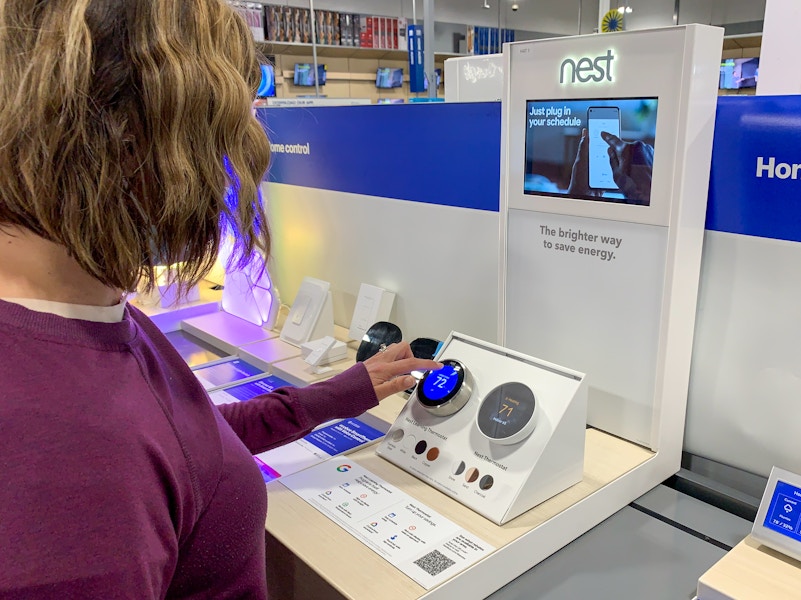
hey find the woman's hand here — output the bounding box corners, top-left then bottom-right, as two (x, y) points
(362, 342), (442, 400)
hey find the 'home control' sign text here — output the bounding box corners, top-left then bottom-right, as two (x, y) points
(560, 50), (615, 84)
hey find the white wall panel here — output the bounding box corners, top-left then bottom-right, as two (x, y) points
(266, 183), (500, 344)
(686, 231), (801, 477)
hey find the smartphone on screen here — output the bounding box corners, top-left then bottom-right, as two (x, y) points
(587, 106), (620, 190)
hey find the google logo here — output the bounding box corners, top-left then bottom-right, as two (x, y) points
(336, 464), (352, 473)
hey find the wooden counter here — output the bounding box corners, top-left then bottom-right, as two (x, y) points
(264, 398), (654, 600)
(697, 535), (801, 600)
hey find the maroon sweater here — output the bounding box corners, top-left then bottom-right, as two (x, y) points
(0, 300), (378, 599)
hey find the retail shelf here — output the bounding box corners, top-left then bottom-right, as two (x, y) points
(257, 40), (463, 62)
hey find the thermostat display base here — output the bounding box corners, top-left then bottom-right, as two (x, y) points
(376, 332), (588, 525)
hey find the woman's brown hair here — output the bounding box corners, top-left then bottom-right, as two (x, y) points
(0, 0), (271, 293)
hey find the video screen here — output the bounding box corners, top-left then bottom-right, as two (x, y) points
(720, 57), (759, 90)
(257, 64), (276, 98)
(376, 67), (404, 89)
(523, 98), (658, 206)
(293, 63), (327, 86)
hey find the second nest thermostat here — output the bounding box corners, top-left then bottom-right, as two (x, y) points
(476, 382), (539, 445)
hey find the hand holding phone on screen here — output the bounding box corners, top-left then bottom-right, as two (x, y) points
(587, 106), (621, 190)
(601, 131), (655, 205)
(567, 120), (655, 206)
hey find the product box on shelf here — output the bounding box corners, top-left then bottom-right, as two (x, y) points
(266, 5), (284, 42)
(293, 7), (304, 43)
(361, 16), (373, 48)
(299, 8), (311, 44)
(398, 17), (408, 51)
(339, 13), (352, 47)
(333, 11), (342, 45)
(282, 6), (293, 43)
(226, 1), (265, 42)
(352, 14), (361, 47)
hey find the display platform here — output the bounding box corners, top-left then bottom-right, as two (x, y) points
(264, 389), (653, 600)
(181, 311), (279, 356)
(697, 535), (801, 600)
(191, 356), (266, 391)
(129, 281), (221, 333)
(269, 346), (357, 387)
(164, 329), (229, 367)
(238, 324), (353, 375)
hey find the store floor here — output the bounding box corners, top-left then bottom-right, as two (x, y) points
(488, 485), (752, 599)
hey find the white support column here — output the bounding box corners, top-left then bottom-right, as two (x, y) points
(757, 0), (801, 95)
(598, 0), (611, 31)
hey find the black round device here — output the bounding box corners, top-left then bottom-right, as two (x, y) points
(355, 321), (402, 362)
(416, 359), (473, 417)
(476, 382), (538, 445)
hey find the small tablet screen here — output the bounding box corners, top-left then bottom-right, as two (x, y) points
(763, 479), (801, 543)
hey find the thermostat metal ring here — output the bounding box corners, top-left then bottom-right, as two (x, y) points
(416, 359), (474, 417)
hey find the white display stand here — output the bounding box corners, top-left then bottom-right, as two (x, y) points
(377, 332), (587, 525)
(280, 276), (335, 347)
(347, 283), (396, 342)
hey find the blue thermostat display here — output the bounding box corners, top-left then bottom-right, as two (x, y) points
(763, 480), (801, 542)
(415, 359), (474, 417)
(421, 363), (461, 402)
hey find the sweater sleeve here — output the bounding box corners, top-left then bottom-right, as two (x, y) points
(216, 362), (379, 454)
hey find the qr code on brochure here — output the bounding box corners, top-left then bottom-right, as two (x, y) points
(413, 549), (456, 577)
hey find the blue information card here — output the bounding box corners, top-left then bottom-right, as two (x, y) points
(303, 418), (386, 456)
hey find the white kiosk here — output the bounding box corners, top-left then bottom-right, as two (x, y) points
(261, 25), (723, 600)
(495, 22), (721, 589)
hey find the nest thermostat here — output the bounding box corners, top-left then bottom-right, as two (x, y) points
(416, 359), (473, 417)
(476, 382), (538, 445)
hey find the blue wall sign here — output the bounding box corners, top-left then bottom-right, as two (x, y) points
(257, 103), (501, 212)
(706, 96), (801, 243)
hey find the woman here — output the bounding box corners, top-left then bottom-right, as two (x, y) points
(0, 1), (439, 597)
